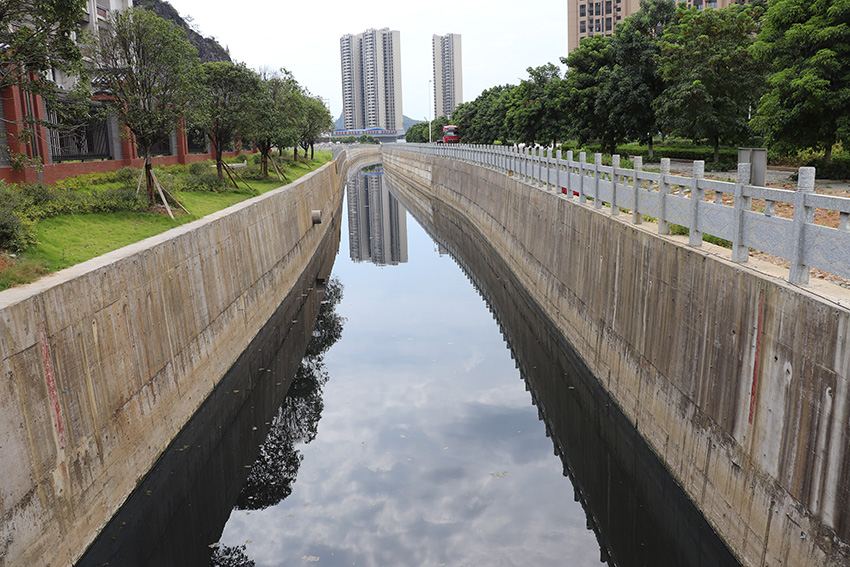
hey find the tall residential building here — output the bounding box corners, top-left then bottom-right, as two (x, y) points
(432, 33), (463, 119)
(567, 0), (742, 53)
(340, 28), (403, 131)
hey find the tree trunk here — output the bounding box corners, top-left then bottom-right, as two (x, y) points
(293, 146), (297, 161)
(648, 137), (654, 159)
(713, 137), (720, 164)
(825, 144), (833, 164)
(144, 152), (155, 207)
(216, 146), (224, 180)
(310, 143), (314, 160)
(261, 152), (268, 177)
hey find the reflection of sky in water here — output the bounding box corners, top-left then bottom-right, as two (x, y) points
(218, 196), (602, 566)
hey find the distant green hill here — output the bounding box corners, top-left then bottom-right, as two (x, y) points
(334, 115), (424, 132)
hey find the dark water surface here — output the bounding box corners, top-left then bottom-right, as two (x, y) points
(78, 167), (739, 567)
(215, 170), (739, 567)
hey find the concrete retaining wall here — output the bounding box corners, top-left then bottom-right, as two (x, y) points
(383, 147), (850, 567)
(0, 149), (375, 567)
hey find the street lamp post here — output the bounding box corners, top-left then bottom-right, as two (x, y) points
(428, 79), (432, 144)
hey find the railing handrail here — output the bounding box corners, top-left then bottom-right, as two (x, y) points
(391, 143), (850, 286)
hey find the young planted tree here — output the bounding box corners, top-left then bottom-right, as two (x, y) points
(296, 94), (333, 160)
(252, 69), (303, 178)
(90, 8), (202, 206)
(654, 4), (765, 162)
(751, 0), (850, 163)
(198, 61), (263, 180)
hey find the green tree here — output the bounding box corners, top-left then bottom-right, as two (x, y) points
(563, 35), (619, 153)
(0, 0), (86, 93)
(452, 85), (513, 144)
(751, 0), (849, 163)
(198, 61), (263, 180)
(606, 0), (676, 157)
(90, 8), (202, 206)
(405, 122), (429, 143)
(252, 69), (303, 177)
(504, 63), (566, 146)
(654, 4), (765, 162)
(296, 94), (334, 159)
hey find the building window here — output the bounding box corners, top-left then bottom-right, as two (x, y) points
(606, 17), (612, 30)
(580, 20), (586, 33)
(595, 19), (601, 32)
(595, 2), (601, 15)
(580, 4), (586, 17)
(605, 1), (612, 12)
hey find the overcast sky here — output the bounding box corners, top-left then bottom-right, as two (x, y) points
(165, 0), (569, 124)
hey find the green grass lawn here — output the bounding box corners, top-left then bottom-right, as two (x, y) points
(1, 151), (331, 290)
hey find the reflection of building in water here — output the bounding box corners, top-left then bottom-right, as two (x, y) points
(347, 170), (408, 266)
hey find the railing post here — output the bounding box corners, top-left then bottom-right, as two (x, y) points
(789, 166), (816, 284)
(689, 161), (705, 246)
(555, 149), (562, 195)
(566, 150), (573, 199)
(579, 152), (587, 204)
(731, 162), (752, 262)
(594, 153), (603, 209)
(611, 155), (620, 216)
(632, 156), (643, 224)
(659, 158), (671, 234)
(546, 148), (552, 190)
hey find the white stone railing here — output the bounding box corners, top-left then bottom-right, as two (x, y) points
(399, 143), (850, 285)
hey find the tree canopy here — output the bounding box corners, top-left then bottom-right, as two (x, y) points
(89, 7), (202, 205)
(198, 61), (263, 179)
(751, 0), (850, 162)
(0, 0), (86, 93)
(251, 68), (302, 177)
(654, 3), (765, 161)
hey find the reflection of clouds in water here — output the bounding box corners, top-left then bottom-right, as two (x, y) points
(222, 397), (600, 567)
(218, 210), (601, 566)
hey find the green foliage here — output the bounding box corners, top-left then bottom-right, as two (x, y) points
(751, 0), (850, 162)
(564, 35), (618, 153)
(89, 7), (202, 204)
(654, 3), (765, 161)
(0, 181), (147, 251)
(452, 85), (512, 144)
(0, 0), (87, 94)
(198, 61), (263, 176)
(251, 68), (303, 177)
(405, 123), (429, 143)
(504, 63), (567, 146)
(806, 152), (850, 180)
(606, 0), (676, 154)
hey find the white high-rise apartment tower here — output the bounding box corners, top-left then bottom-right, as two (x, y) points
(340, 28), (403, 131)
(432, 33), (463, 119)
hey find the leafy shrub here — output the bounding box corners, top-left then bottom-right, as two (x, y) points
(808, 153), (850, 180)
(240, 164), (269, 181)
(188, 160), (213, 176)
(0, 181), (146, 251)
(181, 171), (230, 192)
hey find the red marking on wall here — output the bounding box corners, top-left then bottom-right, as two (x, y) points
(748, 290), (765, 424)
(38, 322), (66, 450)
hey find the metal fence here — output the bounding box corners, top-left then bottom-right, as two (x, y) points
(399, 143), (850, 286)
(46, 106), (112, 163)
